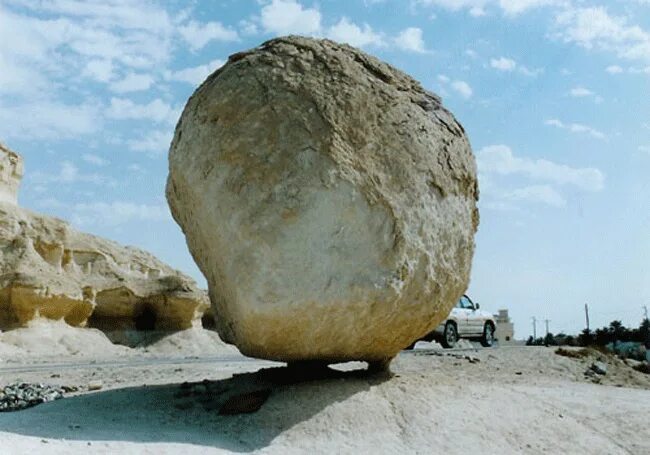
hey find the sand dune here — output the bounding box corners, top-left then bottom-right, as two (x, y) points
(0, 320), (240, 363)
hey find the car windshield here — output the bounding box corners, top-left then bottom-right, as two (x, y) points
(457, 296), (474, 310)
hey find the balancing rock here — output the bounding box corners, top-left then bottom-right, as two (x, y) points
(167, 36), (479, 363)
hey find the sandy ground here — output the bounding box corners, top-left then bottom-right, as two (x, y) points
(1, 323), (649, 454)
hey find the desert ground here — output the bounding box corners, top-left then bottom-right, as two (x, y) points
(1, 322), (649, 454)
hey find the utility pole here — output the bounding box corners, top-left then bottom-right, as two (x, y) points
(543, 319), (552, 347)
(584, 303), (590, 332)
(532, 317), (537, 340)
(643, 305), (650, 349)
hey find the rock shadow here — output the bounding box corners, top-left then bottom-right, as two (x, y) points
(0, 364), (389, 452)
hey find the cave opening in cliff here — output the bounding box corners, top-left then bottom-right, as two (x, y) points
(201, 312), (216, 330)
(135, 306), (157, 331)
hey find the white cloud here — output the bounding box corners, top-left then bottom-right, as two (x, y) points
(569, 87), (594, 97)
(554, 7), (650, 62)
(0, 53), (48, 96)
(0, 1), (175, 73)
(469, 6), (486, 17)
(109, 73), (154, 93)
(491, 57), (517, 71)
(498, 0), (561, 16)
(127, 130), (174, 156)
(37, 197), (65, 209)
(37, 196), (171, 227)
(327, 18), (384, 48)
(0, 1), (182, 144)
(165, 59), (225, 85)
(517, 65), (543, 77)
(416, 0), (560, 16)
(416, 0), (489, 13)
(107, 98), (180, 125)
(477, 144), (605, 191)
(438, 75), (473, 99)
(260, 0), (322, 35)
(82, 154), (109, 166)
(394, 27), (428, 53)
(451, 80), (473, 99)
(178, 20), (239, 51)
(60, 162), (80, 183)
(478, 145), (603, 210)
(21, 0), (175, 33)
(82, 59), (115, 83)
(545, 118), (606, 139)
(506, 184), (566, 207)
(30, 161), (116, 187)
(70, 201), (171, 227)
(239, 19), (259, 36)
(629, 66), (650, 74)
(639, 145), (650, 154)
(606, 65), (624, 74)
(490, 56), (541, 76)
(0, 101), (100, 140)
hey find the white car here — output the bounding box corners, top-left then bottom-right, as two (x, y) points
(409, 295), (497, 349)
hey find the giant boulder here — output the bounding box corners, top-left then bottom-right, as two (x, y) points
(167, 36), (479, 363)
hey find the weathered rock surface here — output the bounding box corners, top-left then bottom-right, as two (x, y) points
(0, 144), (23, 205)
(0, 143), (209, 333)
(167, 36), (479, 363)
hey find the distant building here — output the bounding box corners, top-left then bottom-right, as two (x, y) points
(494, 309), (515, 344)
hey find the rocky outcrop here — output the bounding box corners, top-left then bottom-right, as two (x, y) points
(0, 143), (209, 335)
(167, 36), (479, 364)
(0, 143), (23, 205)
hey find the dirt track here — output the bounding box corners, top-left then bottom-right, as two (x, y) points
(1, 345), (649, 454)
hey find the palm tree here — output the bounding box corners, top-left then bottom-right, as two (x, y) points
(609, 320), (623, 347)
(594, 327), (610, 346)
(640, 318), (650, 349)
(578, 328), (592, 347)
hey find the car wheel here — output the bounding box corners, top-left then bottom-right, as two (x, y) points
(441, 322), (458, 349)
(481, 322), (495, 347)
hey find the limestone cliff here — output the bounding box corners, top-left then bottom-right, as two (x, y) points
(0, 143), (209, 334)
(0, 143), (23, 205)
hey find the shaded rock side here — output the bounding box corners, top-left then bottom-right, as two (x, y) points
(167, 36), (479, 363)
(0, 145), (208, 332)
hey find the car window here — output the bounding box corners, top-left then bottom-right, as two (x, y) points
(457, 296), (473, 310)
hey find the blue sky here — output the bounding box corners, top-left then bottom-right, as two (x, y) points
(1, 0), (648, 338)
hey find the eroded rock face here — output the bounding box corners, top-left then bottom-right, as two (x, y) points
(0, 143), (208, 334)
(167, 36), (479, 363)
(0, 143), (23, 205)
